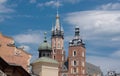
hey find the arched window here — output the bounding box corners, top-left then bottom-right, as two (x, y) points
(43, 53), (45, 56)
(82, 70), (85, 74)
(54, 56), (55, 59)
(82, 51), (84, 57)
(74, 68), (76, 73)
(82, 61), (85, 67)
(74, 60), (77, 66)
(73, 51), (76, 56)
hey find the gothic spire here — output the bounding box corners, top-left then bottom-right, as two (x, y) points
(55, 10), (60, 30)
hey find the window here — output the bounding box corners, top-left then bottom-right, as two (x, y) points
(58, 43), (60, 48)
(43, 53), (45, 56)
(82, 52), (84, 57)
(47, 53), (49, 56)
(82, 61), (85, 67)
(58, 41), (61, 48)
(74, 68), (76, 73)
(74, 60), (77, 66)
(73, 51), (76, 56)
(82, 70), (85, 74)
(54, 56), (55, 59)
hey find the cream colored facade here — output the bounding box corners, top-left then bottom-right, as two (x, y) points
(32, 59), (59, 76)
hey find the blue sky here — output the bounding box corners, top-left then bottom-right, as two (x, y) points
(0, 0), (120, 74)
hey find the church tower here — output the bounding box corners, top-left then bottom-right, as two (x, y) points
(68, 26), (86, 76)
(51, 12), (65, 65)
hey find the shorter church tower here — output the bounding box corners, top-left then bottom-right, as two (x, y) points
(31, 32), (59, 76)
(68, 26), (86, 76)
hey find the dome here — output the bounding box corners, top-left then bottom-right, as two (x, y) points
(38, 41), (52, 51)
(32, 57), (58, 64)
(38, 32), (52, 51)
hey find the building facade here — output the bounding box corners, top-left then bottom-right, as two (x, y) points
(0, 33), (31, 72)
(51, 12), (86, 76)
(31, 33), (59, 76)
(50, 12), (103, 76)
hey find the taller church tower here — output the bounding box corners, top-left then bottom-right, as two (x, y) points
(51, 12), (65, 65)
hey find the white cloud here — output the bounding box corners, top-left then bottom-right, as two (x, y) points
(0, 0), (14, 13)
(19, 45), (31, 52)
(37, 1), (62, 8)
(87, 56), (120, 75)
(97, 3), (120, 10)
(0, 0), (15, 22)
(0, 0), (6, 3)
(111, 50), (120, 57)
(13, 30), (43, 44)
(63, 0), (81, 4)
(65, 11), (120, 40)
(29, 0), (36, 4)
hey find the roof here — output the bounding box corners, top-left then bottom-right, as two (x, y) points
(86, 62), (102, 75)
(17, 47), (32, 55)
(0, 57), (31, 76)
(38, 41), (52, 51)
(38, 32), (52, 51)
(32, 57), (58, 64)
(0, 32), (13, 40)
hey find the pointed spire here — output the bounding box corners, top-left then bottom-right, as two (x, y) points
(55, 0), (60, 31)
(51, 23), (54, 31)
(61, 24), (64, 31)
(55, 12), (60, 31)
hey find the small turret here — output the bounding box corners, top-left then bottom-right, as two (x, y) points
(38, 32), (52, 58)
(69, 26), (85, 47)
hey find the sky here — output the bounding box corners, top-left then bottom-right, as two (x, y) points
(0, 0), (120, 75)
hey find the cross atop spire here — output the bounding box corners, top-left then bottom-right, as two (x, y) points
(51, 0), (64, 38)
(55, 0), (60, 31)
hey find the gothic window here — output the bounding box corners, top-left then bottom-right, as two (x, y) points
(73, 51), (76, 56)
(71, 68), (73, 73)
(82, 61), (85, 67)
(62, 56), (64, 61)
(82, 70), (85, 74)
(73, 68), (77, 73)
(58, 41), (61, 48)
(82, 52), (84, 57)
(54, 56), (55, 59)
(53, 50), (56, 54)
(74, 60), (77, 66)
